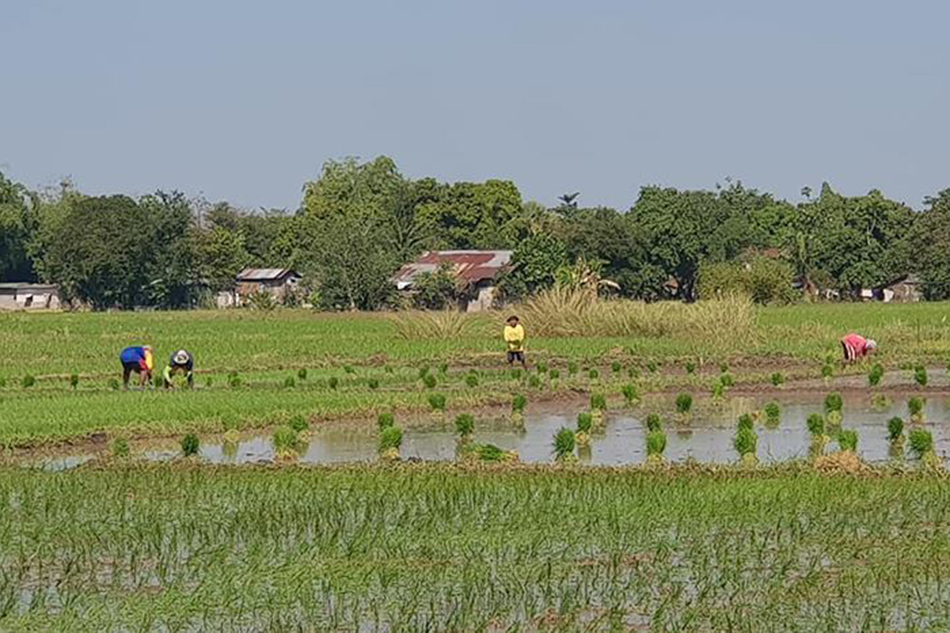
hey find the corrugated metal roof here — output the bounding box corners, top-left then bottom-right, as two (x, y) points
(394, 251), (513, 287)
(236, 268), (299, 281)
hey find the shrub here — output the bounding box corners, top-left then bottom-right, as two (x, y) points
(908, 428), (934, 458)
(273, 426), (300, 455)
(69, 373), (80, 389)
(621, 383), (640, 405)
(111, 437), (130, 459)
(646, 413), (662, 432)
(824, 392), (843, 414)
(328, 376), (339, 390)
(511, 393), (527, 414)
(428, 393), (447, 412)
(887, 417), (904, 442)
(588, 368), (600, 380)
(737, 413), (754, 432)
(576, 412), (593, 434)
(675, 393), (693, 415)
(734, 427), (758, 457)
(297, 367), (308, 381)
(283, 376), (296, 389)
(181, 434), (200, 457)
(837, 429), (858, 452)
(454, 413), (475, 438)
(719, 372), (735, 388)
(685, 361), (696, 375)
(908, 396), (924, 417)
(377, 412), (395, 431)
(806, 413), (825, 436)
(770, 372), (784, 387)
(611, 361), (622, 374)
(411, 263), (465, 310)
(21, 374), (35, 389)
(590, 393), (607, 412)
(553, 428), (576, 461)
(567, 361), (579, 376)
(868, 363), (884, 387)
(465, 373), (479, 388)
(423, 373), (438, 389)
(379, 426), (404, 452)
(914, 365), (928, 387)
(764, 402), (780, 423)
(646, 430), (667, 457)
(699, 256), (797, 305)
(289, 415), (309, 433)
(368, 378), (380, 390)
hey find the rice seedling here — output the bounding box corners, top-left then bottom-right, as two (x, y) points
(536, 361), (548, 374)
(205, 376), (214, 388)
(549, 369), (560, 380)
(914, 364), (928, 387)
(454, 413), (475, 439)
(737, 413), (754, 433)
(764, 402), (780, 425)
(427, 393), (447, 413)
(423, 373), (438, 389)
(0, 377), (5, 388)
(590, 393), (607, 412)
(283, 376), (296, 389)
(69, 373), (79, 389)
(527, 374), (542, 389)
(567, 361), (578, 376)
(344, 365), (356, 375)
(646, 413), (663, 432)
(837, 429), (858, 453)
(21, 374), (35, 389)
(552, 427), (576, 462)
(438, 362), (449, 374)
(646, 430), (667, 464)
(770, 372), (784, 387)
(289, 414), (309, 433)
(868, 363), (884, 387)
(588, 368), (600, 380)
(228, 372), (242, 388)
(368, 377), (380, 389)
(377, 412), (395, 431)
(110, 437), (130, 458)
(418, 366), (430, 379)
(575, 412), (593, 447)
(806, 413), (825, 437)
(180, 433), (200, 457)
(328, 376), (339, 390)
(711, 381), (725, 401)
(475, 443), (505, 462)
(627, 367), (640, 379)
(621, 383), (640, 405)
(378, 425), (403, 460)
(384, 365), (393, 374)
(734, 426), (758, 465)
(719, 372), (735, 388)
(887, 417), (904, 443)
(908, 428), (934, 461)
(509, 368), (523, 381)
(719, 361), (729, 373)
(685, 360), (696, 374)
(908, 396), (925, 423)
(297, 367), (308, 381)
(511, 393), (527, 414)
(611, 361), (622, 373)
(647, 361), (658, 373)
(821, 363), (834, 379)
(108, 378), (120, 390)
(675, 393), (693, 416)
(465, 373), (479, 388)
(824, 392), (843, 414)
(272, 425), (301, 458)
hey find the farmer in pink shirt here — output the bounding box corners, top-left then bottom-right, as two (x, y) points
(841, 333), (877, 363)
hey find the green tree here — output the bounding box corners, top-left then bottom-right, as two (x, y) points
(498, 232), (568, 300)
(411, 263), (465, 310)
(414, 180), (526, 250)
(139, 191), (199, 308)
(910, 190), (950, 299)
(0, 171), (38, 281)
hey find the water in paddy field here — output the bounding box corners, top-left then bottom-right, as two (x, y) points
(23, 393), (950, 470)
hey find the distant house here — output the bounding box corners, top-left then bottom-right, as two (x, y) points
(0, 283), (61, 311)
(876, 275), (922, 303)
(216, 268), (302, 308)
(394, 250), (513, 312)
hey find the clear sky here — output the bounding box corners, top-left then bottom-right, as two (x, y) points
(2, 0), (948, 211)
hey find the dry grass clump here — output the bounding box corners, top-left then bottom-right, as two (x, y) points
(518, 287), (755, 345)
(814, 450), (867, 474)
(389, 310), (486, 340)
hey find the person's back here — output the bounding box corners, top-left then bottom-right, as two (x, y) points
(842, 333), (876, 362)
(120, 346), (146, 364)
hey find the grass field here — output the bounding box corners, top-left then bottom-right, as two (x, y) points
(2, 303), (950, 447)
(1, 463), (949, 630)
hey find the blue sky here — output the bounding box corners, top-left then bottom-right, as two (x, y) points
(2, 0), (947, 211)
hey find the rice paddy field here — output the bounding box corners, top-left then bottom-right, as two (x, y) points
(3, 302), (950, 630)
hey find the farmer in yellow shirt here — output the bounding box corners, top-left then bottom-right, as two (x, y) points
(504, 315), (527, 368)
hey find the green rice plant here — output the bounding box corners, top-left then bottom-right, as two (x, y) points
(646, 430), (667, 461)
(824, 392), (843, 414)
(0, 377), (5, 388)
(180, 433), (200, 457)
(328, 376), (339, 390)
(21, 374), (35, 389)
(384, 365), (393, 374)
(377, 412), (395, 431)
(821, 363), (834, 379)
(549, 369), (561, 380)
(552, 427), (576, 462)
(228, 373), (242, 388)
(685, 361), (696, 375)
(108, 378), (120, 390)
(675, 393), (693, 415)
(476, 443), (506, 462)
(454, 413), (475, 438)
(69, 373), (79, 389)
(509, 368), (523, 381)
(647, 361), (658, 373)
(576, 412), (593, 434)
(837, 429), (858, 453)
(111, 437), (130, 458)
(378, 425), (403, 457)
(764, 402), (780, 424)
(567, 361), (579, 376)
(914, 364), (928, 387)
(511, 393), (527, 414)
(536, 362), (548, 374)
(588, 368), (600, 380)
(289, 414), (309, 433)
(343, 365), (356, 375)
(806, 413), (825, 437)
(205, 376), (214, 388)
(427, 393), (447, 412)
(711, 381), (725, 400)
(868, 363), (884, 387)
(646, 413), (662, 432)
(719, 372), (735, 388)
(621, 383), (640, 405)
(367, 377), (380, 390)
(590, 393), (607, 412)
(908, 428), (934, 459)
(887, 417), (904, 442)
(908, 396), (925, 422)
(719, 361), (729, 373)
(297, 367), (308, 381)
(826, 410), (843, 427)
(627, 367), (640, 379)
(737, 413), (754, 433)
(423, 373), (438, 389)
(770, 372), (784, 387)
(283, 376), (296, 389)
(871, 393), (889, 410)
(438, 362), (449, 375)
(418, 367), (430, 379)
(734, 427), (758, 463)
(273, 425), (300, 457)
(465, 373), (479, 388)
(528, 374), (542, 389)
(611, 361), (622, 373)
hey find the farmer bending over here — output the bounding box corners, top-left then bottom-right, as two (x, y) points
(504, 315), (527, 368)
(841, 333), (877, 364)
(120, 345), (154, 389)
(163, 349), (194, 389)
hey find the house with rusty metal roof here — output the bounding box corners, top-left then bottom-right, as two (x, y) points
(216, 268), (302, 308)
(394, 250), (513, 312)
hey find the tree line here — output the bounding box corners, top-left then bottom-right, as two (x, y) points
(2, 156), (949, 310)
